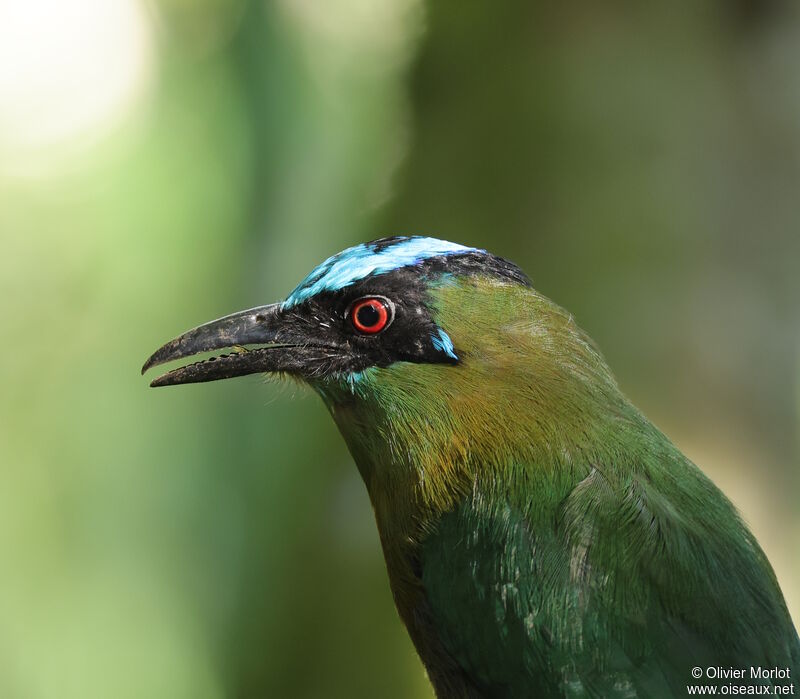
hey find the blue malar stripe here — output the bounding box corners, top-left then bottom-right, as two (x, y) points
(283, 237), (479, 308)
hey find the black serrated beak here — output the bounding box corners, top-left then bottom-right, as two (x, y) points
(142, 304), (325, 387)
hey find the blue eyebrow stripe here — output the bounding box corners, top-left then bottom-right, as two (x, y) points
(282, 237), (479, 308)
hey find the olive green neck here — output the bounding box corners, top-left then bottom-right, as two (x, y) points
(314, 278), (636, 540)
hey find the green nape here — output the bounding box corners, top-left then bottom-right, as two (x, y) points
(313, 276), (799, 698)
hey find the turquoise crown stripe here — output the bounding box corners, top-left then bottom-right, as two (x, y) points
(282, 237), (479, 308)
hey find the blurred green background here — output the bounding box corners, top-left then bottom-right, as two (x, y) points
(0, 1), (798, 697)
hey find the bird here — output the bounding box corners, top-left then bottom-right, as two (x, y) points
(143, 236), (799, 698)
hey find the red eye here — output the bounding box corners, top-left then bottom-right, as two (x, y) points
(349, 297), (391, 334)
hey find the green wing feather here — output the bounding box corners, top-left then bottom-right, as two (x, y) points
(421, 445), (800, 698)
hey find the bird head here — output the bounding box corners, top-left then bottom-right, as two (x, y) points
(142, 236), (532, 390)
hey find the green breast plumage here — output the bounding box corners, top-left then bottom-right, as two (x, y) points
(324, 279), (799, 698)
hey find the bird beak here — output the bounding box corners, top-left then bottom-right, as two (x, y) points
(142, 303), (316, 387)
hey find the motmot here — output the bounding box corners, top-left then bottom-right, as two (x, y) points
(143, 237), (799, 698)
